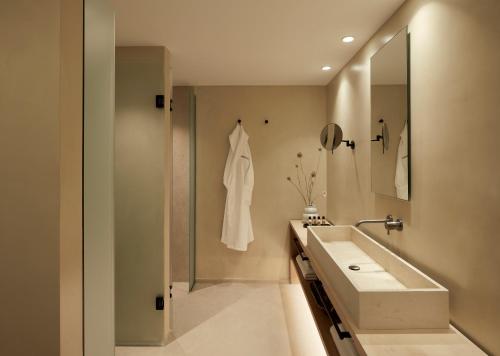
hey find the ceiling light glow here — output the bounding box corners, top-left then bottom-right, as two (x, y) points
(321, 65), (332, 71)
(342, 36), (355, 43)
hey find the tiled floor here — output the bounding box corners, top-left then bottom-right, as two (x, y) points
(116, 282), (325, 356)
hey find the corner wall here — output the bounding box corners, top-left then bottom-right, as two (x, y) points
(196, 86), (327, 282)
(326, 1), (500, 354)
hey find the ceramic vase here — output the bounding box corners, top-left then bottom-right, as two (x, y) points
(302, 204), (318, 223)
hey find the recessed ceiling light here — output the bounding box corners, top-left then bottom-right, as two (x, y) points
(342, 36), (355, 43)
(321, 65), (332, 71)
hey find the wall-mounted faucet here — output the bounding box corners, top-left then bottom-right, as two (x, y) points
(355, 215), (403, 235)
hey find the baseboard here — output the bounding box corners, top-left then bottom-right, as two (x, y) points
(195, 277), (289, 284)
(115, 341), (165, 347)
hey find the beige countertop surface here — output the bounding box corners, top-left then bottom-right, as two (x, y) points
(289, 220), (486, 356)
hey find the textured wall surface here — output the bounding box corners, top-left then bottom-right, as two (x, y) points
(196, 86), (327, 282)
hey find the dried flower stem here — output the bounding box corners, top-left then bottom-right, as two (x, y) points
(287, 149), (323, 206)
(315, 151), (322, 177)
(295, 166), (303, 193)
(288, 178), (307, 205)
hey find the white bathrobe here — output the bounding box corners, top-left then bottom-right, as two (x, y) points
(221, 124), (254, 251)
(395, 122), (409, 200)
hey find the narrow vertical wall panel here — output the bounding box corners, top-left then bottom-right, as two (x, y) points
(172, 87), (191, 283)
(59, 0), (84, 354)
(115, 47), (165, 345)
(163, 49), (173, 339)
(188, 89), (197, 291)
(84, 0), (115, 355)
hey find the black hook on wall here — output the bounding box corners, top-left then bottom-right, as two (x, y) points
(236, 118), (270, 125)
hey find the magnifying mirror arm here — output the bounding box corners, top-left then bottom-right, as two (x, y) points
(342, 140), (356, 150)
(371, 118), (385, 146)
(371, 126), (386, 154)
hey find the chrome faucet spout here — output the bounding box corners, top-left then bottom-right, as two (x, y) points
(355, 218), (388, 227)
(355, 214), (403, 234)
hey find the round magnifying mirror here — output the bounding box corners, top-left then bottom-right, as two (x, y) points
(320, 123), (343, 152)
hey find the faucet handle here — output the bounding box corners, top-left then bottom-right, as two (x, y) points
(385, 216), (404, 234)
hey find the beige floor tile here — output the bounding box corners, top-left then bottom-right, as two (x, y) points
(175, 284), (292, 356)
(116, 282), (324, 356)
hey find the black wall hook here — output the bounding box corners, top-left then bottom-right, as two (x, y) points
(237, 118), (270, 125)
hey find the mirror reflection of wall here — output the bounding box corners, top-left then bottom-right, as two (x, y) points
(370, 27), (410, 200)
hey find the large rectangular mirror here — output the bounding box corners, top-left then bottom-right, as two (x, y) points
(370, 27), (410, 200)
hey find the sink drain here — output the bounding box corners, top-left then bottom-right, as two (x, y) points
(348, 265), (360, 271)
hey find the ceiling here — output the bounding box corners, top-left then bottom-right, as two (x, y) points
(112, 0), (405, 86)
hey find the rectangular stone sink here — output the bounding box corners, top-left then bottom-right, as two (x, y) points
(307, 225), (449, 330)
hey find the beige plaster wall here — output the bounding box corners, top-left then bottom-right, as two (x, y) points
(196, 86), (327, 282)
(0, 0), (83, 354)
(172, 86), (191, 282)
(326, 1), (500, 354)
